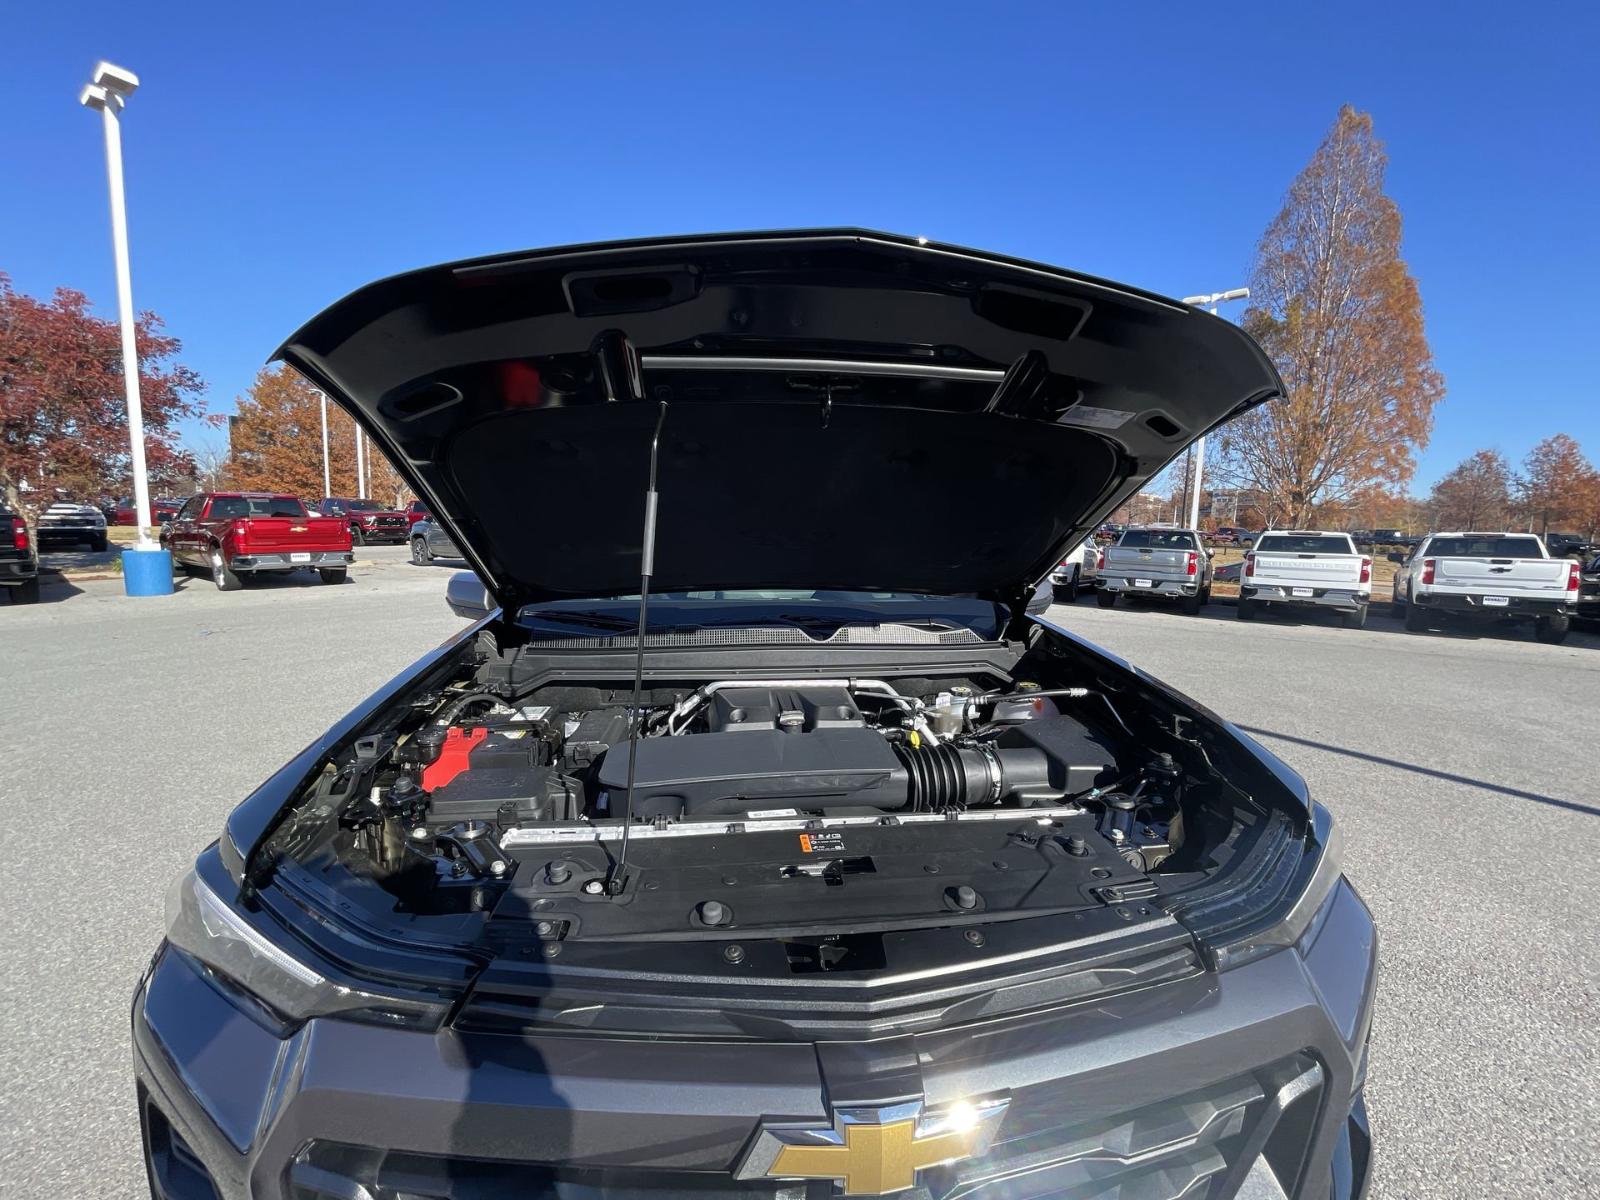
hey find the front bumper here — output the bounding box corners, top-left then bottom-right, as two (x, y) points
(356, 524), (409, 543)
(133, 881), (1377, 1200)
(1412, 591), (1574, 618)
(1242, 586), (1368, 613)
(37, 524), (105, 543)
(231, 552), (354, 573)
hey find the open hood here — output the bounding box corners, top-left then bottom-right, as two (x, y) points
(276, 230), (1281, 616)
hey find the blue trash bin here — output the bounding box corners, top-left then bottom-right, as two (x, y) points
(122, 547), (174, 597)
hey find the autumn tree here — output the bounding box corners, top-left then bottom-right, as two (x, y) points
(0, 273), (205, 521)
(1515, 434), (1590, 535)
(227, 365), (413, 506)
(1213, 106), (1445, 527)
(1427, 449), (1514, 530)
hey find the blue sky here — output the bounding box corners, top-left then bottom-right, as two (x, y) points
(4, 2), (1596, 488)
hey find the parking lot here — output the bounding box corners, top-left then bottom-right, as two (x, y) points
(2, 552), (1597, 1198)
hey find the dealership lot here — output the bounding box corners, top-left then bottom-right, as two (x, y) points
(1, 555), (1596, 1198)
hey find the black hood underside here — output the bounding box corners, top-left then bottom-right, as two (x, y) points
(276, 229), (1282, 613)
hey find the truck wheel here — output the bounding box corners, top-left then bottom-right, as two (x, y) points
(14, 577), (40, 604)
(1535, 613), (1570, 644)
(411, 537), (432, 566)
(1182, 592), (1204, 616)
(318, 568), (348, 585)
(1096, 590), (1117, 609)
(1404, 601), (1430, 632)
(1237, 595), (1256, 620)
(90, 534), (108, 552)
(1342, 606), (1368, 629)
(351, 525), (366, 546)
(211, 550), (243, 592)
(1053, 568), (1078, 603)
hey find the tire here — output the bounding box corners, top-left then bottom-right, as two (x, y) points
(90, 534), (108, 552)
(1237, 595), (1257, 620)
(351, 524), (366, 546)
(411, 537), (432, 566)
(1182, 591), (1203, 616)
(1097, 590), (1117, 609)
(1052, 568), (1079, 603)
(13, 576), (40, 604)
(1341, 605), (1368, 629)
(1535, 613), (1570, 644)
(318, 568), (348, 585)
(210, 549), (242, 592)
(1404, 600), (1430, 632)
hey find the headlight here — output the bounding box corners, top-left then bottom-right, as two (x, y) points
(164, 867), (449, 1027)
(1169, 803), (1344, 971)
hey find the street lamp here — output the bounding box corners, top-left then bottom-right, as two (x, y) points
(1179, 288), (1250, 529)
(318, 391), (332, 497)
(80, 62), (158, 548)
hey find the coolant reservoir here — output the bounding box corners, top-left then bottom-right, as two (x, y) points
(928, 686), (976, 736)
(993, 681), (1047, 724)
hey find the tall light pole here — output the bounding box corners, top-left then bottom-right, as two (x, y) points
(318, 391), (332, 497)
(355, 426), (366, 498)
(1179, 288), (1250, 529)
(80, 62), (155, 546)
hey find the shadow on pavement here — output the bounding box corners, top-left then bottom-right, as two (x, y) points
(11, 575), (85, 605)
(1239, 724), (1598, 817)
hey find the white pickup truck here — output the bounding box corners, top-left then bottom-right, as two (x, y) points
(1047, 537), (1099, 602)
(1391, 531), (1580, 643)
(1095, 527), (1213, 614)
(1238, 530), (1371, 628)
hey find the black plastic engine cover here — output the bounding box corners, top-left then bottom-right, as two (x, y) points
(595, 727), (908, 820)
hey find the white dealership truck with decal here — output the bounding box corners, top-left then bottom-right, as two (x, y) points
(1239, 531), (1371, 628)
(1391, 532), (1579, 643)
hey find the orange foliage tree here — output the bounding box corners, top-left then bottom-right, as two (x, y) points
(1426, 449), (1514, 530)
(1214, 106), (1445, 527)
(225, 366), (411, 505)
(1515, 434), (1592, 535)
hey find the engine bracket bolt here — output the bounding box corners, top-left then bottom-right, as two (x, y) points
(723, 944), (746, 965)
(963, 929), (986, 946)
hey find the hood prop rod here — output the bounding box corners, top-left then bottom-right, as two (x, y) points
(607, 399), (668, 896)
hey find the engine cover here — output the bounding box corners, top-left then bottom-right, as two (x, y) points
(596, 727), (907, 820)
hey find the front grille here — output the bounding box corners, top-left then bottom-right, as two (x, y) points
(289, 1056), (1324, 1200)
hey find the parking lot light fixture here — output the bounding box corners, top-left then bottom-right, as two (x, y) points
(80, 61), (157, 550)
(1178, 288), (1250, 530)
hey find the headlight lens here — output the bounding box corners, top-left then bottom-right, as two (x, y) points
(164, 868), (448, 1027)
(1171, 803), (1344, 971)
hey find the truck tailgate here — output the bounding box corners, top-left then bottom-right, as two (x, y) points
(1433, 557), (1569, 595)
(1103, 547), (1192, 579)
(1252, 553), (1364, 587)
(238, 516), (350, 554)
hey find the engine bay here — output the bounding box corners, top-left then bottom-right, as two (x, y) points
(266, 636), (1242, 945)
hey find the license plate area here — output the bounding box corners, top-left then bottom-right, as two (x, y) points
(1482, 595), (1509, 607)
(1134, 578), (1154, 588)
(1292, 587), (1314, 598)
(289, 552), (311, 563)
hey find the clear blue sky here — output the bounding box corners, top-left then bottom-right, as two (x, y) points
(5, 2), (1596, 488)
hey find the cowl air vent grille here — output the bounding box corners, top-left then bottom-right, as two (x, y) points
(521, 624), (986, 649)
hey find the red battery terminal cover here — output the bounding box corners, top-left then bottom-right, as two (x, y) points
(420, 725), (488, 792)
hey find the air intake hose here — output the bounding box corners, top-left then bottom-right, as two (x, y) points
(893, 741), (1053, 810)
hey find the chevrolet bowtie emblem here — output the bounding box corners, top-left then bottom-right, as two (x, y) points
(737, 1096), (1009, 1196)
(290, 525), (308, 532)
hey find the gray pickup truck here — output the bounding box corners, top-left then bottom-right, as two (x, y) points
(1096, 526), (1214, 614)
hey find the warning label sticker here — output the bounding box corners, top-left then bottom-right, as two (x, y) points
(798, 831), (846, 854)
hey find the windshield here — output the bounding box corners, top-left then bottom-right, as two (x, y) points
(1255, 534), (1356, 554)
(517, 590), (1004, 640)
(1426, 536), (1544, 558)
(339, 499), (384, 512)
(1118, 530), (1196, 550)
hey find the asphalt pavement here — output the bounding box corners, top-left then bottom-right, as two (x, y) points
(1, 557), (1596, 1198)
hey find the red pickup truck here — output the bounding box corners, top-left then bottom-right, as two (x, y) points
(159, 492), (353, 591)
